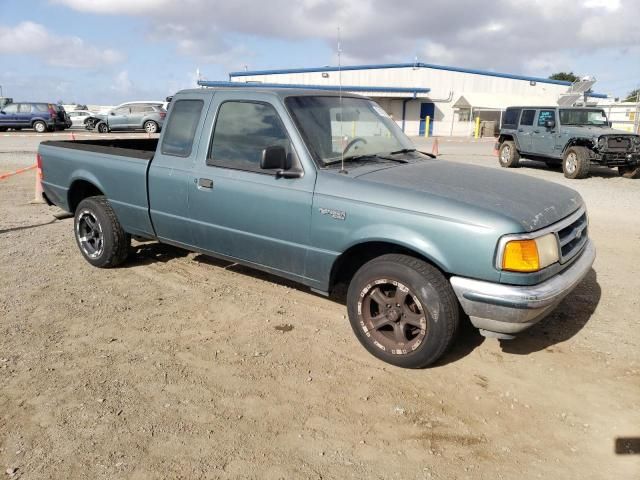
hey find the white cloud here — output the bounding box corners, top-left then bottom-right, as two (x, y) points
(0, 21), (124, 68)
(111, 70), (132, 94)
(51, 0), (640, 77)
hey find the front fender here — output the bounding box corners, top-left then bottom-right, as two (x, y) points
(343, 224), (451, 273)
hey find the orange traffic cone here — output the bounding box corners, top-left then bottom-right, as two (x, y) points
(431, 137), (439, 156)
(70, 131), (76, 141)
(31, 154), (45, 204)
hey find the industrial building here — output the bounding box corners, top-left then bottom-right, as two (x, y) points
(227, 62), (608, 137)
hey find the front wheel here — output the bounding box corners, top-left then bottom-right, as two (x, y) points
(618, 165), (640, 179)
(563, 146), (591, 179)
(96, 122), (109, 134)
(74, 196), (130, 268)
(498, 140), (520, 168)
(144, 120), (158, 134)
(347, 254), (459, 368)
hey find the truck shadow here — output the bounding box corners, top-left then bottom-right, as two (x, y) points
(498, 268), (601, 355)
(518, 160), (620, 179)
(123, 242), (601, 362)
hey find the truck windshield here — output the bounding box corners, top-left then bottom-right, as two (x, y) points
(285, 96), (414, 166)
(559, 109), (608, 126)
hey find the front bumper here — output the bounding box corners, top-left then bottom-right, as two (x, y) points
(450, 240), (595, 338)
(594, 151), (640, 167)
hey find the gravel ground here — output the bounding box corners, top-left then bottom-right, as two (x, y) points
(1, 133), (638, 479)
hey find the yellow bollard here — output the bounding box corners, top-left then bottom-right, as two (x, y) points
(424, 116), (430, 138)
(474, 117), (481, 139)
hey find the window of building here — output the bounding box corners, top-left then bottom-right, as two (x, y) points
(160, 99), (203, 157)
(520, 109), (536, 126)
(208, 101), (291, 172)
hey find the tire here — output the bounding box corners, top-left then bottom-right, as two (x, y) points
(33, 121), (47, 133)
(346, 254), (459, 368)
(74, 196), (130, 268)
(144, 120), (158, 134)
(498, 140), (520, 168)
(96, 122), (109, 134)
(562, 146), (591, 179)
(618, 165), (640, 179)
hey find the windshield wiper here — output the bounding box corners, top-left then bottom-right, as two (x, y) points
(388, 148), (417, 155)
(324, 154), (380, 166)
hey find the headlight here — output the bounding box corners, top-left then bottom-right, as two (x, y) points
(500, 233), (559, 272)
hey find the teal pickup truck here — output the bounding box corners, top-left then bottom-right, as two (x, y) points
(39, 87), (595, 368)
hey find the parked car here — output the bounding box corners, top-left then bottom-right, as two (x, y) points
(0, 102), (70, 132)
(92, 102), (166, 133)
(66, 110), (94, 128)
(496, 106), (640, 179)
(38, 87), (595, 368)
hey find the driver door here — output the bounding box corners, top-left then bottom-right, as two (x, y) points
(188, 91), (316, 280)
(108, 106), (130, 130)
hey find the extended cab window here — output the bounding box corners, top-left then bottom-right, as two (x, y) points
(208, 101), (291, 172)
(537, 110), (555, 126)
(160, 99), (203, 157)
(520, 109), (535, 126)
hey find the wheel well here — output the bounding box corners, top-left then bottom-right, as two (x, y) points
(329, 241), (445, 294)
(498, 134), (514, 144)
(68, 180), (104, 212)
(564, 138), (594, 153)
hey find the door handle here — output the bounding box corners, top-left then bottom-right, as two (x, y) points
(196, 178), (213, 189)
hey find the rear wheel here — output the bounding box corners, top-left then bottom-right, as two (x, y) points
(347, 254), (459, 368)
(144, 120), (158, 134)
(33, 121), (47, 133)
(74, 196), (130, 268)
(498, 140), (520, 168)
(562, 146), (591, 179)
(618, 165), (640, 179)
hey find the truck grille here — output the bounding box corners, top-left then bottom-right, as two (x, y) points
(607, 137), (631, 150)
(556, 211), (588, 264)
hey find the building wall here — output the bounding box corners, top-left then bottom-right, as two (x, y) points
(232, 67), (573, 136)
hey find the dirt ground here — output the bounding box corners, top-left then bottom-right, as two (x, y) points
(1, 133), (639, 479)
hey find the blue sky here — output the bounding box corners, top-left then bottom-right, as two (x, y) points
(1, 0), (638, 104)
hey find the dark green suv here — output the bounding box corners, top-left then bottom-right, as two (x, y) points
(496, 106), (640, 179)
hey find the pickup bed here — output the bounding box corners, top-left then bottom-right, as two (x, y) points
(39, 87), (595, 368)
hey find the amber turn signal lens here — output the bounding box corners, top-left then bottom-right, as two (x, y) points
(502, 239), (540, 272)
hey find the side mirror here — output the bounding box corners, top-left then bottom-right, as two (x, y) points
(261, 145), (301, 178)
(545, 119), (556, 129)
(110, 111), (115, 116)
(261, 145), (288, 170)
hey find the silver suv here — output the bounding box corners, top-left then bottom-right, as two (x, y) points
(92, 103), (166, 134)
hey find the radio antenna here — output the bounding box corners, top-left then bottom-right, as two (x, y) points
(338, 26), (347, 174)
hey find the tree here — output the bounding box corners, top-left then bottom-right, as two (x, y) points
(624, 88), (640, 102)
(549, 72), (580, 83)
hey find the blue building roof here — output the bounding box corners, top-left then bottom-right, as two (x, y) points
(197, 80), (430, 96)
(228, 62), (608, 98)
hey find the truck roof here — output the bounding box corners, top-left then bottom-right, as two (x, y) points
(177, 87), (366, 99)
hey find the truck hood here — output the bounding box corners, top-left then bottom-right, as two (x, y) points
(352, 160), (583, 232)
(562, 125), (639, 138)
